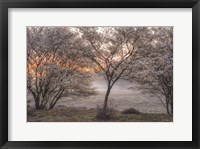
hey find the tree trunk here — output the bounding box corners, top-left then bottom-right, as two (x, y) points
(103, 85), (111, 111)
(49, 103), (55, 110)
(169, 97), (173, 114)
(34, 97), (40, 110)
(166, 97), (170, 114)
(34, 97), (46, 110)
(166, 97), (173, 115)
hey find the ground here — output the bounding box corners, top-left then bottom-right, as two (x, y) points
(27, 78), (170, 122)
(27, 107), (173, 122)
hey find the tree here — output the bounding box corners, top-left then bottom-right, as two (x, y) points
(79, 27), (149, 112)
(129, 27), (173, 114)
(27, 27), (93, 110)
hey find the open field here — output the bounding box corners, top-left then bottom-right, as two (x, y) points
(27, 107), (172, 122)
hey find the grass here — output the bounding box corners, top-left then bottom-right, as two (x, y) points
(27, 107), (173, 122)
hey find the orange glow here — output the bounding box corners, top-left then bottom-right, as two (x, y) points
(28, 60), (99, 78)
(28, 63), (46, 77)
(27, 50), (101, 78)
(79, 67), (93, 72)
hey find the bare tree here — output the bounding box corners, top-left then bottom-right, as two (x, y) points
(27, 27), (93, 110)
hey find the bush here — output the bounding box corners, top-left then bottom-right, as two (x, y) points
(96, 105), (114, 120)
(121, 108), (140, 114)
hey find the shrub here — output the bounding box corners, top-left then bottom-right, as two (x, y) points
(121, 108), (140, 114)
(96, 105), (114, 120)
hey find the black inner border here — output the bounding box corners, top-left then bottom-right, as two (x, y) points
(0, 0), (199, 148)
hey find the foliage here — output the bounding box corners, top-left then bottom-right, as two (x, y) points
(27, 26), (173, 114)
(27, 27), (93, 110)
(128, 27), (173, 114)
(121, 108), (140, 114)
(96, 105), (115, 120)
(79, 27), (150, 111)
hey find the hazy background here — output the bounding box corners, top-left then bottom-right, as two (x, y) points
(28, 77), (165, 113)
